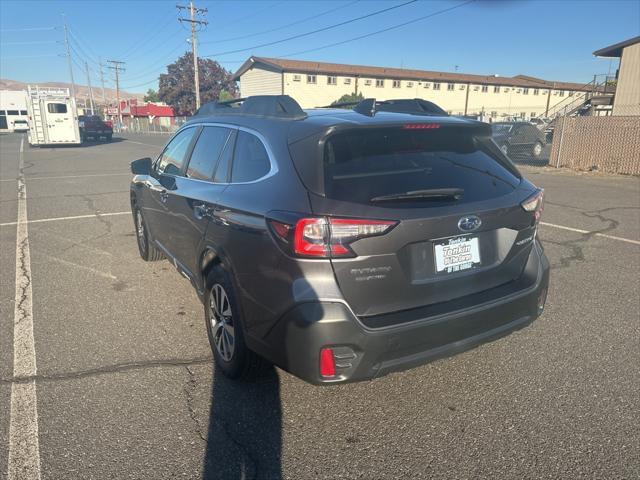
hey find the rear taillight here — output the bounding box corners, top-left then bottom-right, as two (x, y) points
(521, 189), (544, 222)
(268, 216), (397, 258)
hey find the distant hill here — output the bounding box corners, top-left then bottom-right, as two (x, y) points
(0, 79), (144, 103)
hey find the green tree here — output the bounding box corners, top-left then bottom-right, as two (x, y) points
(331, 91), (365, 107)
(158, 52), (238, 114)
(143, 88), (160, 103)
(218, 89), (235, 102)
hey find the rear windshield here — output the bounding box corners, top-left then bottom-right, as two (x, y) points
(491, 124), (513, 134)
(322, 127), (520, 206)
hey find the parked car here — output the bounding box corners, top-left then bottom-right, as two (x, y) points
(12, 119), (29, 132)
(78, 115), (113, 142)
(130, 96), (549, 385)
(491, 121), (547, 158)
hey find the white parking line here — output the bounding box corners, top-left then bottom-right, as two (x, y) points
(123, 139), (164, 147)
(0, 211), (130, 227)
(540, 221), (640, 246)
(9, 137), (42, 480)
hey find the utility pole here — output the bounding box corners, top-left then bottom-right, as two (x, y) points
(177, 1), (208, 110)
(85, 61), (95, 115)
(107, 60), (126, 126)
(62, 15), (76, 102)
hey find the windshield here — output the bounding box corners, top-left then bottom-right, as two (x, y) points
(322, 127), (520, 206)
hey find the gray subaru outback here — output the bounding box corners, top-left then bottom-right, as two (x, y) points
(130, 96), (549, 385)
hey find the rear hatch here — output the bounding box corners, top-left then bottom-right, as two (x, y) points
(290, 120), (540, 318)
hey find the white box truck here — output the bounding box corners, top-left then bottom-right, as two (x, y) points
(26, 85), (81, 146)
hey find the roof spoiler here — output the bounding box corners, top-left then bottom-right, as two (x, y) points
(195, 95), (307, 119)
(320, 98), (449, 117)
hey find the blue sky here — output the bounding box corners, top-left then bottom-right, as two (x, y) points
(1, 0), (638, 93)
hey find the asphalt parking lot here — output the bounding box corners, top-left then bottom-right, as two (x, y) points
(1, 132), (638, 479)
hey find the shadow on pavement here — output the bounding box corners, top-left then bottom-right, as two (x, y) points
(203, 366), (282, 479)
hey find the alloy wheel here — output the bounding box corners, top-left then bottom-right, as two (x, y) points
(209, 284), (235, 361)
(135, 210), (146, 255)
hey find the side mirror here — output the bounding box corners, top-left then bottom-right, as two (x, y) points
(131, 157), (152, 175)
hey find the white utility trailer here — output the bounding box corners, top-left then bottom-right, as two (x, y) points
(26, 85), (81, 146)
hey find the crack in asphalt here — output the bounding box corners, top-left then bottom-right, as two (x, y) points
(183, 366), (208, 443)
(0, 356), (213, 385)
(542, 207), (623, 270)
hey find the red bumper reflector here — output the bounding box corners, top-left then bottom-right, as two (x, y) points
(319, 348), (336, 378)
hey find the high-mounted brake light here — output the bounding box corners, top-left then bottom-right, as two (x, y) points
(268, 216), (397, 258)
(521, 189), (544, 222)
(402, 123), (441, 130)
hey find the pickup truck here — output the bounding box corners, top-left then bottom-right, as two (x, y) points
(78, 115), (113, 142)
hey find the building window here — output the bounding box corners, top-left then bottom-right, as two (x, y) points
(364, 79), (372, 86)
(494, 86), (500, 93)
(433, 82), (441, 90)
(558, 90), (565, 97)
(423, 82), (430, 89)
(392, 80), (401, 88)
(481, 85), (488, 93)
(7, 110), (19, 115)
(531, 112), (536, 118)
(20, 110), (27, 115)
(523, 88), (529, 95)
(520, 112), (526, 118)
(375, 79), (384, 88)
(491, 111), (497, 118)
(344, 78), (351, 85)
(292, 74), (301, 82)
(406, 81), (413, 88)
(569, 91), (574, 96)
(533, 89), (539, 95)
(327, 76), (337, 85)
(447, 83), (455, 91)
(307, 75), (316, 84)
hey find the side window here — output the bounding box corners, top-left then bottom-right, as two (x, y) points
(157, 127), (197, 176)
(213, 130), (237, 183)
(231, 131), (271, 183)
(47, 103), (67, 114)
(186, 126), (232, 180)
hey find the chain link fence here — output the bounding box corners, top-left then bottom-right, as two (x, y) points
(549, 116), (640, 174)
(114, 116), (190, 135)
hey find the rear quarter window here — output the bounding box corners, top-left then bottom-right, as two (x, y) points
(321, 127), (520, 206)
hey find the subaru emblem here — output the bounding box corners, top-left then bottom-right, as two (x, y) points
(458, 215), (481, 232)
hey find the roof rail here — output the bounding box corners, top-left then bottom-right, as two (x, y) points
(322, 98), (448, 117)
(195, 95), (306, 119)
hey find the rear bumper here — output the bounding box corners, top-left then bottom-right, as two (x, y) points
(259, 241), (549, 385)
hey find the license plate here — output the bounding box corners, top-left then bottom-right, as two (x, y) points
(434, 236), (481, 273)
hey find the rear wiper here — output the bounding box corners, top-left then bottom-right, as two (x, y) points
(370, 188), (464, 202)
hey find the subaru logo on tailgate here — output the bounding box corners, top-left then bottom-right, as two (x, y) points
(458, 215), (482, 232)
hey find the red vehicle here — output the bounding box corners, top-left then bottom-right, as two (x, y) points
(78, 115), (113, 142)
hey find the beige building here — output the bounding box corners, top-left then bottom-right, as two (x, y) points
(233, 57), (592, 119)
(593, 36), (640, 116)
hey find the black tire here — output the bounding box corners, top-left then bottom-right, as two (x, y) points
(204, 266), (269, 380)
(532, 141), (543, 158)
(133, 206), (163, 261)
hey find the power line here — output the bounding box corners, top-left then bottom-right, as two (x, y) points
(199, 0), (360, 45)
(282, 0), (476, 58)
(118, 11), (183, 61)
(201, 0), (418, 58)
(68, 29), (101, 66)
(2, 41), (57, 45)
(0, 26), (56, 32)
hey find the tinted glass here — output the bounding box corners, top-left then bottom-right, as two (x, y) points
(7, 110), (19, 115)
(20, 110), (27, 115)
(231, 131), (270, 183)
(47, 103), (67, 114)
(213, 130), (237, 183)
(323, 128), (520, 206)
(157, 127), (197, 176)
(186, 126), (231, 181)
